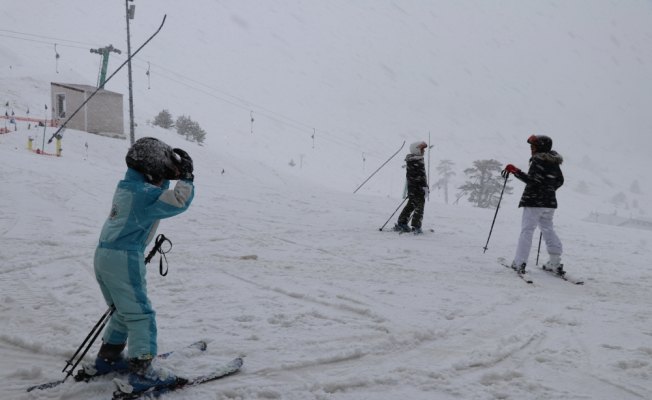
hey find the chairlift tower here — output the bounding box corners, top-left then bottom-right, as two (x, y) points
(90, 45), (122, 88)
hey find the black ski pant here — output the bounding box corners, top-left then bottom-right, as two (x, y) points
(397, 194), (425, 229)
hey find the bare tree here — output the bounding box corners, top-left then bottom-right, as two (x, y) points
(435, 159), (456, 204)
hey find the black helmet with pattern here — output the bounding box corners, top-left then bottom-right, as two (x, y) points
(527, 134), (553, 153)
(125, 137), (180, 183)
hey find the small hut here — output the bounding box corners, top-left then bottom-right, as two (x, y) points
(50, 82), (124, 138)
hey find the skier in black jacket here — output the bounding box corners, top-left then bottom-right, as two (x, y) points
(503, 135), (564, 274)
(394, 141), (428, 234)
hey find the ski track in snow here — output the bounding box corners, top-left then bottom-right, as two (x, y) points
(4, 143), (652, 400)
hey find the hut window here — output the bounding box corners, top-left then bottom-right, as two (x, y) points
(56, 94), (66, 118)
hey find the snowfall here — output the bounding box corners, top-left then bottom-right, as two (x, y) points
(2, 1), (652, 400)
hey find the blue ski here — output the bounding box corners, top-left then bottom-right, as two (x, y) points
(112, 357), (243, 399)
(26, 340), (207, 392)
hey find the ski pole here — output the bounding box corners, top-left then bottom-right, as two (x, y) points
(48, 15), (167, 144)
(427, 132), (431, 202)
(482, 173), (509, 253)
(62, 305), (115, 381)
(354, 141), (405, 193)
(535, 231), (543, 265)
(379, 197), (408, 231)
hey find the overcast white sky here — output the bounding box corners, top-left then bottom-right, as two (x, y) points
(2, 0), (651, 188)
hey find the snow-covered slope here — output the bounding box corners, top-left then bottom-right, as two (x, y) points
(1, 121), (652, 400)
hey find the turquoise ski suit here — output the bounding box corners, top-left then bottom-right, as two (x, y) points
(94, 168), (194, 359)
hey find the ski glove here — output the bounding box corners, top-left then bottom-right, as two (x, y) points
(173, 148), (194, 181)
(505, 164), (519, 174)
(501, 164), (520, 178)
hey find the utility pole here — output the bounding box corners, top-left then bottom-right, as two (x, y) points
(427, 131), (431, 201)
(125, 0), (136, 145)
(42, 104), (48, 152)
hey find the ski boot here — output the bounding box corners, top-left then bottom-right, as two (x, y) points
(543, 263), (565, 276)
(117, 355), (183, 394)
(543, 254), (564, 275)
(511, 262), (526, 274)
(412, 227), (423, 235)
(79, 342), (128, 380)
(392, 223), (411, 233)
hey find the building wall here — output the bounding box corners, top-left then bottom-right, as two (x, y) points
(51, 84), (86, 131)
(50, 83), (125, 138)
(87, 92), (124, 137)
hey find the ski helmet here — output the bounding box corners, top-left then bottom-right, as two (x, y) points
(527, 134), (553, 153)
(410, 141), (428, 155)
(125, 137), (180, 183)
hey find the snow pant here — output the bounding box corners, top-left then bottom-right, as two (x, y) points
(398, 193), (425, 229)
(513, 207), (563, 267)
(94, 246), (157, 359)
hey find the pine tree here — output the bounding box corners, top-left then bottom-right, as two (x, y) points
(175, 115), (207, 144)
(192, 125), (207, 144)
(458, 159), (512, 208)
(175, 115), (192, 139)
(611, 191), (627, 209)
(152, 109), (174, 129)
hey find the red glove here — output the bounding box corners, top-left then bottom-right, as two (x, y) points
(505, 164), (520, 174)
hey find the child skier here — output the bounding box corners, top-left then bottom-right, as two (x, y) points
(502, 134), (564, 274)
(394, 141), (429, 234)
(86, 137), (195, 392)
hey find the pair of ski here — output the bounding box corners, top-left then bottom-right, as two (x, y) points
(113, 356), (243, 400)
(26, 340), (243, 399)
(498, 258), (584, 285)
(389, 226), (435, 235)
(26, 341), (207, 392)
(398, 229), (434, 236)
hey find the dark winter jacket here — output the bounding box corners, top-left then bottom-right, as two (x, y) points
(405, 151), (428, 197)
(513, 151), (564, 208)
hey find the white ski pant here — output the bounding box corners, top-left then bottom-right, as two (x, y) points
(513, 207), (562, 267)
